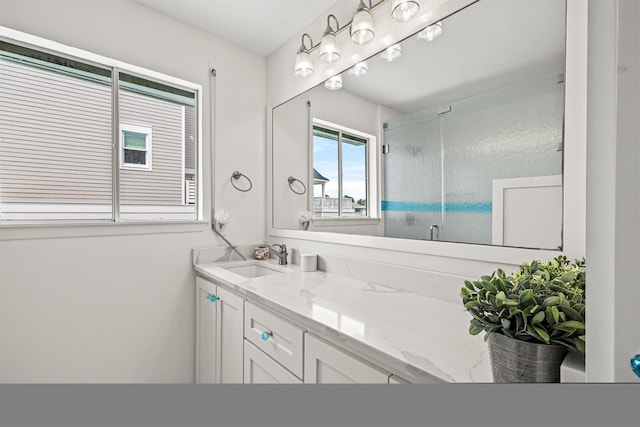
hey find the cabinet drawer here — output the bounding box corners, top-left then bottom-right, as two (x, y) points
(244, 301), (304, 378)
(243, 340), (302, 384)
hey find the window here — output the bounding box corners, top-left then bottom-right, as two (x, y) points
(121, 124), (152, 170)
(312, 121), (374, 219)
(0, 39), (200, 222)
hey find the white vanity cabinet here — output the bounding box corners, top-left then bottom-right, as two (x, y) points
(193, 265), (431, 384)
(195, 276), (244, 384)
(304, 333), (391, 384)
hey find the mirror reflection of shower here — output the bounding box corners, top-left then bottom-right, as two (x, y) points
(382, 73), (564, 248)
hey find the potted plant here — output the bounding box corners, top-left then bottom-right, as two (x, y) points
(461, 255), (585, 382)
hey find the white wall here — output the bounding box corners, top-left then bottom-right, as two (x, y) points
(265, 0), (638, 382)
(0, 0), (266, 382)
(585, 0), (640, 382)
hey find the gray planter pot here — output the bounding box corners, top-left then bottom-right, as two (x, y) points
(487, 332), (569, 383)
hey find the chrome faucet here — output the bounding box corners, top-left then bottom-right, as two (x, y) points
(269, 244), (288, 265)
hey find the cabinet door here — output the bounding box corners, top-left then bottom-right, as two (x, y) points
(217, 286), (244, 384)
(304, 334), (390, 384)
(243, 340), (302, 384)
(195, 280), (218, 383)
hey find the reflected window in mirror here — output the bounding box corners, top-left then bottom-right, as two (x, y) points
(312, 121), (373, 219)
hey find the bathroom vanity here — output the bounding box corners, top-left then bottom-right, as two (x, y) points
(193, 250), (492, 384)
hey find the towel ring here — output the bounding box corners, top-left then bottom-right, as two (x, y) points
(288, 176), (307, 195)
(231, 171), (252, 192)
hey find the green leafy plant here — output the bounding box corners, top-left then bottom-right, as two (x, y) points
(461, 256), (585, 353)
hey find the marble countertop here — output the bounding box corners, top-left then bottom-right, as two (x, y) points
(194, 259), (492, 383)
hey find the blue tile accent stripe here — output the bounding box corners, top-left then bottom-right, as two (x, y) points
(381, 200), (492, 213)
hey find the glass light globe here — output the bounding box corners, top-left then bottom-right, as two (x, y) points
(351, 6), (375, 45)
(417, 22), (443, 42)
(391, 0), (420, 22)
(294, 50), (313, 77)
(324, 75), (343, 90)
(348, 61), (369, 78)
(320, 32), (341, 64)
(380, 44), (402, 62)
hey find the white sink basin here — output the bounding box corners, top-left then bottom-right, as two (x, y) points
(220, 261), (288, 278)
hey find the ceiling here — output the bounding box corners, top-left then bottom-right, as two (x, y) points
(133, 0), (565, 114)
(134, 0), (340, 57)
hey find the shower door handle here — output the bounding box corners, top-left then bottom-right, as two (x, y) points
(430, 224), (439, 241)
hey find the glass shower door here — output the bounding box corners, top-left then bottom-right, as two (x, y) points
(382, 72), (564, 247)
(383, 113), (443, 240)
(441, 73), (565, 246)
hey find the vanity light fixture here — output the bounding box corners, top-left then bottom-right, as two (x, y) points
(417, 21), (443, 41)
(293, 0), (423, 77)
(380, 43), (402, 61)
(319, 14), (341, 64)
(391, 0), (420, 22)
(294, 33), (314, 77)
(348, 61), (369, 78)
(324, 74), (343, 90)
(350, 0), (375, 45)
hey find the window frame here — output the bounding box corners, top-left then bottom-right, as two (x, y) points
(0, 27), (203, 228)
(311, 118), (378, 220)
(120, 123), (153, 171)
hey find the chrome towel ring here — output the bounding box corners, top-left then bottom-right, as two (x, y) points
(231, 171), (252, 192)
(288, 176), (307, 195)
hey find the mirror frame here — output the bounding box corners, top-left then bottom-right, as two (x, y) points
(267, 0), (587, 264)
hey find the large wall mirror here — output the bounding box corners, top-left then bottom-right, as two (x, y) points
(272, 0), (567, 250)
